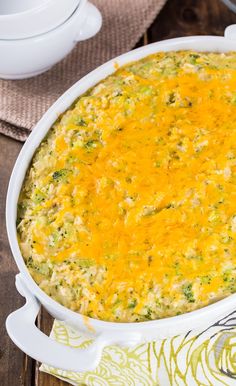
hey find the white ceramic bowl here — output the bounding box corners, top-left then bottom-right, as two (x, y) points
(6, 25), (236, 372)
(0, 0), (102, 79)
(0, 0), (80, 39)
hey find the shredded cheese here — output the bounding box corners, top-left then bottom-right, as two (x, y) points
(17, 51), (236, 322)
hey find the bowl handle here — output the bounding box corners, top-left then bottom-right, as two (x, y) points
(224, 24), (236, 39)
(76, 2), (102, 42)
(6, 274), (142, 372)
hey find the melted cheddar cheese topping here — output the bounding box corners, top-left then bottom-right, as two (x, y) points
(18, 51), (236, 322)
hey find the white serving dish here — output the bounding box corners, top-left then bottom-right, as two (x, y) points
(0, 0), (80, 39)
(0, 0), (102, 79)
(6, 25), (236, 372)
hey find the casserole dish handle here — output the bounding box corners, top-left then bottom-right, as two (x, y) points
(6, 274), (142, 372)
(224, 24), (236, 39)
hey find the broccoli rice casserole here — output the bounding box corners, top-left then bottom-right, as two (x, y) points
(17, 51), (236, 322)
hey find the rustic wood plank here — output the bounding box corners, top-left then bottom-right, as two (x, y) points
(35, 308), (65, 386)
(147, 0), (236, 42)
(21, 355), (35, 386)
(0, 134), (36, 386)
(143, 31), (149, 46)
(135, 33), (148, 48)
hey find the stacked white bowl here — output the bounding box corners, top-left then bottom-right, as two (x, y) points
(0, 0), (102, 79)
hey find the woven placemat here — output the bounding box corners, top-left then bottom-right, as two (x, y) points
(0, 0), (167, 142)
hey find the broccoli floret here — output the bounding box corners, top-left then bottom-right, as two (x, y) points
(52, 169), (70, 181)
(128, 299), (137, 309)
(182, 283), (195, 303)
(76, 117), (87, 126)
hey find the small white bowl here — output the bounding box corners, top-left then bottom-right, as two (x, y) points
(0, 0), (102, 79)
(0, 0), (81, 39)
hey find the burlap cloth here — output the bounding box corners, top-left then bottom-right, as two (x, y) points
(0, 0), (167, 142)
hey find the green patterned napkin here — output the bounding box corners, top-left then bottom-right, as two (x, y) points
(40, 311), (236, 385)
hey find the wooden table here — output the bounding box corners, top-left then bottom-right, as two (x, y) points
(1, 0), (236, 385)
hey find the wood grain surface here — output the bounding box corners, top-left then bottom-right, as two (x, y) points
(1, 0), (236, 385)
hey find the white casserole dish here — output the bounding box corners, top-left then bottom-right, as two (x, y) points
(6, 25), (236, 372)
